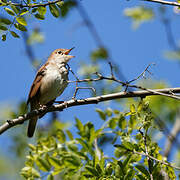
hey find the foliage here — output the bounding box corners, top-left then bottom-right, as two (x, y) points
(124, 6), (154, 29)
(21, 101), (177, 179)
(0, 0), (76, 41)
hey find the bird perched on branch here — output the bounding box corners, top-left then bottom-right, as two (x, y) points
(27, 47), (75, 137)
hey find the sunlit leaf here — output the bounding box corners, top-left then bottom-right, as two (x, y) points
(10, 31), (20, 38)
(16, 17), (27, 26)
(49, 4), (60, 17)
(14, 23), (27, 31)
(34, 13), (45, 20)
(10, 5), (20, 14)
(4, 8), (15, 16)
(36, 157), (51, 172)
(37, 6), (46, 15)
(135, 164), (150, 178)
(1, 34), (6, 41)
(96, 108), (106, 120)
(0, 25), (7, 31)
(0, 18), (11, 25)
(124, 6), (154, 29)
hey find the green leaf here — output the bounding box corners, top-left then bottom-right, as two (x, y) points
(1, 34), (6, 41)
(47, 174), (54, 180)
(91, 48), (108, 61)
(66, 130), (73, 140)
(36, 157), (51, 172)
(0, 25), (8, 31)
(37, 6), (46, 15)
(118, 115), (126, 129)
(20, 8), (28, 16)
(34, 13), (45, 20)
(10, 31), (20, 38)
(96, 108), (106, 120)
(108, 118), (117, 129)
(130, 104), (136, 113)
(0, 18), (11, 25)
(4, 8), (15, 16)
(31, 167), (41, 178)
(21, 167), (40, 178)
(76, 138), (89, 151)
(123, 141), (134, 151)
(117, 160), (125, 175)
(49, 4), (60, 18)
(136, 174), (147, 180)
(31, 8), (38, 13)
(135, 164), (150, 178)
(48, 156), (62, 169)
(105, 108), (113, 117)
(10, 5), (20, 14)
(85, 165), (99, 176)
(67, 142), (78, 152)
(56, 129), (66, 143)
(75, 117), (84, 132)
(1, 0), (7, 3)
(14, 23), (27, 31)
(65, 154), (81, 167)
(16, 17), (27, 26)
(124, 6), (154, 29)
(123, 154), (132, 168)
(60, 1), (76, 17)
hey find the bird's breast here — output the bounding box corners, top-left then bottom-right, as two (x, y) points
(39, 66), (68, 104)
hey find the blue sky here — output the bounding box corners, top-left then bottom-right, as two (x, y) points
(0, 0), (180, 175)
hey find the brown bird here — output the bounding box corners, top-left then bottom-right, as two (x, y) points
(27, 47), (75, 137)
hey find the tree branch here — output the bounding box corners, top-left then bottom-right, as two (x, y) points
(0, 87), (180, 135)
(0, 0), (62, 8)
(164, 109), (180, 158)
(143, 0), (180, 7)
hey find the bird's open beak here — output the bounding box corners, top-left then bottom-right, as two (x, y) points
(65, 47), (75, 55)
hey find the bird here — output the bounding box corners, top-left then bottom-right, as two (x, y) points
(27, 47), (75, 137)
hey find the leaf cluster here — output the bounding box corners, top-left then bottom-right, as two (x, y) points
(0, 0), (76, 41)
(21, 101), (177, 179)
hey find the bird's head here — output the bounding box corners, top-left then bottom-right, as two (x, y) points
(50, 47), (75, 64)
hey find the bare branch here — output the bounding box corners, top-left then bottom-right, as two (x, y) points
(142, 0), (180, 7)
(72, 86), (96, 99)
(0, 87), (180, 135)
(69, 73), (180, 100)
(164, 110), (180, 158)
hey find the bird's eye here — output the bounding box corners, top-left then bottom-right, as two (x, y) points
(58, 51), (62, 54)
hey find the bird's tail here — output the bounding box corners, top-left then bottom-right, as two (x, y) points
(27, 117), (38, 138)
(27, 103), (39, 138)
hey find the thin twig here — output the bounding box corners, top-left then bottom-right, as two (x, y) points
(133, 150), (180, 171)
(72, 86), (96, 99)
(139, 130), (153, 180)
(69, 73), (180, 100)
(128, 63), (155, 84)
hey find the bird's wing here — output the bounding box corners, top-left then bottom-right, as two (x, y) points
(27, 63), (48, 105)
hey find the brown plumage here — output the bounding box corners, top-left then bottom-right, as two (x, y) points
(27, 48), (75, 137)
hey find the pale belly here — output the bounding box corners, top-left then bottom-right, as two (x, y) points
(39, 70), (68, 105)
